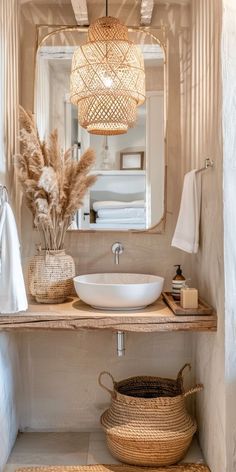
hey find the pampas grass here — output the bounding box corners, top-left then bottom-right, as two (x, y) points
(15, 106), (97, 250)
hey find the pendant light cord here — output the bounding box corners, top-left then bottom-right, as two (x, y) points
(106, 0), (108, 16)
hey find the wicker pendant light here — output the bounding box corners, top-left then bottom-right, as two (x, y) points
(70, 9), (145, 135)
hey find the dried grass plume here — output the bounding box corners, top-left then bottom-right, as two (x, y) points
(15, 106), (96, 250)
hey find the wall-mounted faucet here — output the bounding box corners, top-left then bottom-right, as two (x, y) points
(111, 242), (124, 265)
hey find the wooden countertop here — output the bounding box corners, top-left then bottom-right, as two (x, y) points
(0, 297), (217, 332)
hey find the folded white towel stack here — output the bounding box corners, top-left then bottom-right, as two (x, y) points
(93, 200), (145, 212)
(171, 170), (201, 254)
(93, 199), (146, 228)
(0, 201), (28, 313)
(97, 208), (145, 219)
(94, 222), (144, 229)
(96, 217), (145, 224)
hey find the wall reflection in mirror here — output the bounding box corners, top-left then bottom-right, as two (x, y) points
(35, 29), (165, 231)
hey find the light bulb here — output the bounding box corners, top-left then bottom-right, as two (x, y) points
(102, 74), (113, 88)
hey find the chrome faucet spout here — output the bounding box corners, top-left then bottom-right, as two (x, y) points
(111, 242), (124, 265)
(115, 247), (119, 265)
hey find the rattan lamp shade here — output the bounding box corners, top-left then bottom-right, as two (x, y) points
(70, 16), (145, 135)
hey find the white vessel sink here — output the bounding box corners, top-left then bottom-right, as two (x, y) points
(73, 273), (164, 310)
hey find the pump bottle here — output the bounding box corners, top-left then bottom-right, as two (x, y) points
(172, 265), (186, 301)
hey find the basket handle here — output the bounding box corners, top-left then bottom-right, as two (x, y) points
(98, 371), (115, 397)
(184, 383), (204, 398)
(177, 363), (191, 381)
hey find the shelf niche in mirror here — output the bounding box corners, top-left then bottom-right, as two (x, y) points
(34, 26), (167, 233)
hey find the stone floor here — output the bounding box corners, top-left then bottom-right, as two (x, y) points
(5, 432), (205, 472)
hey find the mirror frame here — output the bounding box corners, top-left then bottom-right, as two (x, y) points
(33, 24), (168, 234)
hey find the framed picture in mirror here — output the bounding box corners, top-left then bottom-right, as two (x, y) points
(120, 151), (144, 170)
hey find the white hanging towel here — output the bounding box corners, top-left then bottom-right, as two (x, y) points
(0, 201), (28, 313)
(171, 169), (201, 254)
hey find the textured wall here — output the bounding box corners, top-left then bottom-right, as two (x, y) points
(222, 1), (236, 471)
(18, 330), (195, 431)
(183, 1), (225, 471)
(0, 334), (19, 472)
(18, 2), (195, 432)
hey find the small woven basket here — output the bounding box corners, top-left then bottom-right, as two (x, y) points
(99, 364), (203, 467)
(28, 249), (75, 304)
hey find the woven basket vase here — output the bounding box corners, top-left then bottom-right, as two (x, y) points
(28, 249), (75, 304)
(99, 364), (203, 467)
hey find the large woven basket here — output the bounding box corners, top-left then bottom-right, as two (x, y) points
(99, 364), (203, 467)
(28, 249), (75, 304)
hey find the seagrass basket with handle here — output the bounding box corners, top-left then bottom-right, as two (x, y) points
(99, 364), (203, 467)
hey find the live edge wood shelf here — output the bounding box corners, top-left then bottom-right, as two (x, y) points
(0, 297), (217, 332)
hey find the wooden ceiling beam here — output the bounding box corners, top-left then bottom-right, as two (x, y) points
(71, 0), (89, 25)
(140, 0), (154, 25)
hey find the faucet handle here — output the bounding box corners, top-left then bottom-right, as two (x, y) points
(111, 242), (124, 254)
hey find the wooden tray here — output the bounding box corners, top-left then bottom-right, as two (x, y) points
(162, 292), (214, 316)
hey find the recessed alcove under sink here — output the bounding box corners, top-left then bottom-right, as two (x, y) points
(73, 273), (164, 310)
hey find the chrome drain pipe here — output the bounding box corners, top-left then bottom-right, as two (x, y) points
(117, 331), (125, 357)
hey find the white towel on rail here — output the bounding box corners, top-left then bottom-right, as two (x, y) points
(0, 201), (28, 313)
(171, 170), (201, 254)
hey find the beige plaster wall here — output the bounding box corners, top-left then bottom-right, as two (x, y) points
(18, 330), (195, 432)
(0, 334), (19, 472)
(18, 2), (196, 432)
(222, 1), (236, 470)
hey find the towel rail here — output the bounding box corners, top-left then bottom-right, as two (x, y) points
(196, 158), (214, 173)
(0, 184), (9, 203)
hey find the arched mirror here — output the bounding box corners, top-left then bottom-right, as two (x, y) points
(34, 26), (166, 232)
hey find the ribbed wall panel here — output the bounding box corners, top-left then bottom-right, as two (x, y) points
(0, 0), (20, 219)
(184, 0), (221, 171)
(185, 1), (225, 471)
(180, 0), (221, 173)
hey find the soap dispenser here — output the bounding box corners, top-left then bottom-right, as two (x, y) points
(172, 265), (186, 301)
